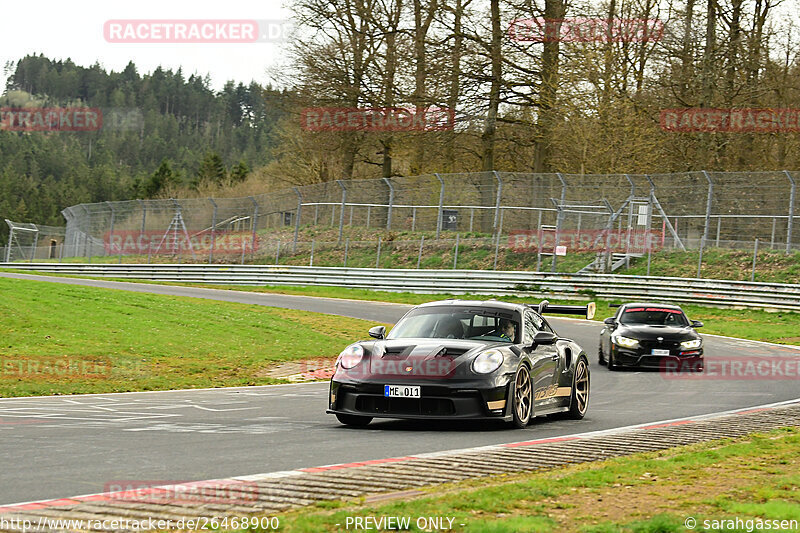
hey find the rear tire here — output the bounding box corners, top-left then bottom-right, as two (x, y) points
(509, 364), (533, 429)
(567, 358), (590, 419)
(335, 413), (372, 426)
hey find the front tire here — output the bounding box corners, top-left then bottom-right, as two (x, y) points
(598, 341), (606, 366)
(567, 357), (590, 419)
(510, 364), (533, 429)
(335, 413), (372, 426)
(607, 350), (619, 371)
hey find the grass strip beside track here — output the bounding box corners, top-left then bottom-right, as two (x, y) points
(0, 277), (382, 397)
(266, 427), (800, 532)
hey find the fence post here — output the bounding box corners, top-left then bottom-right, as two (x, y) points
(208, 198), (218, 264)
(5, 222), (12, 262)
(453, 233), (460, 269)
(29, 226), (39, 263)
(771, 217), (776, 249)
(105, 201), (116, 259)
(701, 170), (714, 248)
(383, 177), (394, 230)
(83, 205), (92, 258)
(551, 173), (567, 273)
(492, 171), (503, 233)
(293, 187), (302, 253)
(336, 180), (346, 245)
(785, 170), (796, 254)
(417, 236), (424, 268)
(493, 209), (504, 270)
(249, 196), (259, 257)
(434, 173), (445, 239)
(697, 236), (705, 278)
(716, 216), (721, 247)
(376, 236), (382, 268)
(344, 238), (349, 267)
(310, 240), (315, 266)
(275, 240), (281, 265)
(751, 238), (759, 282)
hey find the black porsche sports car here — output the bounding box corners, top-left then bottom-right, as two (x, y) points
(598, 302), (704, 371)
(328, 299), (594, 428)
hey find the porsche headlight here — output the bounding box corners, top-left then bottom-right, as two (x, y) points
(680, 339), (702, 350)
(337, 344), (364, 369)
(472, 349), (504, 374)
(612, 334), (639, 349)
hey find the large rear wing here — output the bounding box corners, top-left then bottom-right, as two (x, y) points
(536, 300), (596, 320)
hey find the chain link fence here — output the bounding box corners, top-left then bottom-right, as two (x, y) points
(3, 171), (798, 270)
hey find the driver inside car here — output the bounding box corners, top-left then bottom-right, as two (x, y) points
(498, 319), (516, 342)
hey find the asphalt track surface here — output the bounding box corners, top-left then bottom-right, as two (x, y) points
(1, 272), (799, 505)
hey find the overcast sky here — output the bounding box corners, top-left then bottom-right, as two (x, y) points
(1, 0), (291, 92)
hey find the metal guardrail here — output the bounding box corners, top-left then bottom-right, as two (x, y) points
(3, 263), (799, 312)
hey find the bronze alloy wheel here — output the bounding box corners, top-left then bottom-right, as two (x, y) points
(568, 358), (590, 419)
(511, 365), (533, 428)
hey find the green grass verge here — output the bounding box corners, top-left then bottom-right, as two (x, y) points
(0, 277), (380, 397)
(259, 427), (800, 532)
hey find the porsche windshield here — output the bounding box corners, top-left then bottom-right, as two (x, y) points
(387, 307), (520, 343)
(620, 307), (689, 327)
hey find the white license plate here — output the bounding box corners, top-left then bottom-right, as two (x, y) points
(651, 349), (670, 356)
(384, 385), (420, 398)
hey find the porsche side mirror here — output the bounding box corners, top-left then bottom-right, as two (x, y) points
(691, 320), (704, 328)
(533, 331), (558, 346)
(368, 325), (386, 339)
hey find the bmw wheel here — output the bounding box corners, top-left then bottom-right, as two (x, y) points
(598, 341), (606, 366)
(567, 357), (590, 419)
(510, 364), (533, 428)
(335, 413), (373, 426)
(607, 350), (619, 371)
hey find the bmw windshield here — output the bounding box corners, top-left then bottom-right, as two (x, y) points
(619, 307), (689, 327)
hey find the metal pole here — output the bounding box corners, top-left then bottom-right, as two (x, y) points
(275, 240), (281, 265)
(344, 238), (349, 267)
(349, 205), (354, 226)
(411, 207), (415, 231)
(551, 173), (567, 273)
(310, 240), (315, 266)
(383, 178), (394, 230)
(249, 196), (259, 256)
(314, 204), (319, 225)
(751, 238), (759, 282)
(105, 201), (116, 259)
(469, 208), (474, 232)
(241, 241), (246, 265)
(434, 173), (445, 239)
(293, 187), (302, 253)
(646, 247), (652, 276)
(697, 236), (705, 278)
(417, 236), (424, 269)
(367, 205), (371, 229)
(701, 170), (714, 248)
(453, 233), (460, 269)
(492, 170), (503, 232)
(30, 227), (39, 263)
(493, 209), (504, 270)
(376, 236), (382, 268)
(785, 171), (795, 254)
(716, 216), (721, 247)
(5, 224), (12, 262)
(771, 217), (776, 249)
(336, 180), (346, 245)
(209, 198), (218, 264)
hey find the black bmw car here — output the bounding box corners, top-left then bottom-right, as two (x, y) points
(328, 299), (594, 428)
(598, 302), (704, 371)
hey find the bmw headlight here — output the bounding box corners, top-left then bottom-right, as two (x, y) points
(612, 334), (640, 349)
(472, 349), (504, 374)
(337, 344), (364, 369)
(680, 339), (702, 350)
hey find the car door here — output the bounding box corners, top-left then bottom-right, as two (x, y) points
(522, 310), (559, 410)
